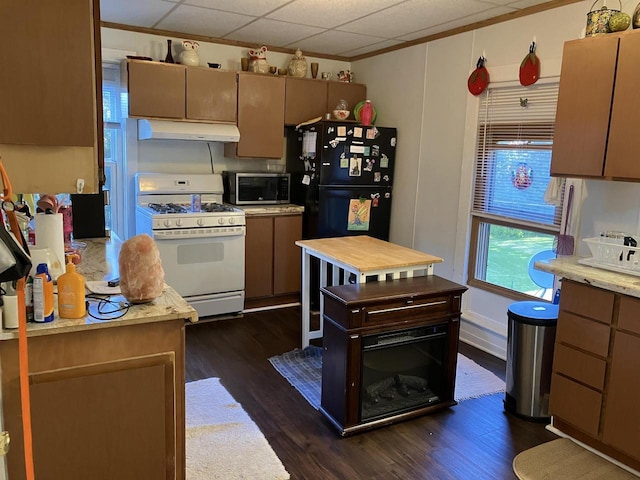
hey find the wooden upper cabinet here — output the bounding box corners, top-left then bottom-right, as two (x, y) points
(127, 61), (186, 119)
(327, 82), (367, 119)
(227, 73), (286, 159)
(186, 68), (237, 122)
(285, 78), (328, 125)
(604, 32), (640, 179)
(0, 0), (101, 194)
(126, 62), (237, 122)
(551, 35), (618, 177)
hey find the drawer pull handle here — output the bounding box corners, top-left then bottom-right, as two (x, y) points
(368, 300), (447, 315)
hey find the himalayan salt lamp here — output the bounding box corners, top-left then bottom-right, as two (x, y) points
(119, 234), (165, 303)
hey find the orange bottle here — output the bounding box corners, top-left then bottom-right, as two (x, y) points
(57, 261), (86, 319)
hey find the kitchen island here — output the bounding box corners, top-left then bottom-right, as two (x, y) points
(0, 237), (197, 480)
(535, 257), (640, 474)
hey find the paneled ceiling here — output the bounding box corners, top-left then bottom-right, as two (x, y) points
(100, 0), (581, 60)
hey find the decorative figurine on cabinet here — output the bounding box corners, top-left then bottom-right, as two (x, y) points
(248, 46), (269, 73)
(180, 40), (200, 66)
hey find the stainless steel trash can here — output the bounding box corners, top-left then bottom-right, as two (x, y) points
(504, 301), (558, 421)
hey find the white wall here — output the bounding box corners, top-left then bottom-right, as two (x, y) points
(354, 0), (640, 359)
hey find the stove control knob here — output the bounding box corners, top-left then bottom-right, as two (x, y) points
(229, 217), (235, 225)
(197, 218), (205, 226)
(164, 219), (172, 228)
(218, 218), (225, 225)
(176, 219), (183, 227)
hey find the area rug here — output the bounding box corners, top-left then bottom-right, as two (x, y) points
(268, 345), (505, 410)
(186, 378), (290, 480)
(513, 438), (638, 479)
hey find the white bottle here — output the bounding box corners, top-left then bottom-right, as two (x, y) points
(2, 282), (19, 329)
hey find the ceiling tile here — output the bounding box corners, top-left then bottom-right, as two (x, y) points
(340, 39), (405, 57)
(100, 0), (176, 27)
(224, 18), (325, 47)
(397, 5), (515, 40)
(156, 4), (255, 37)
(267, 0), (407, 29)
(338, 0), (495, 38)
(180, 0), (293, 16)
(289, 30), (390, 55)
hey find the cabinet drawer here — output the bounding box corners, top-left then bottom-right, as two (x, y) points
(560, 280), (614, 324)
(550, 373), (602, 437)
(361, 296), (452, 327)
(556, 311), (610, 357)
(553, 343), (606, 390)
(617, 294), (640, 335)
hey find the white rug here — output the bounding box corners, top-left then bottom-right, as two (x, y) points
(186, 378), (290, 480)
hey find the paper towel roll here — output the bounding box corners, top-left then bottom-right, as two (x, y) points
(35, 213), (65, 280)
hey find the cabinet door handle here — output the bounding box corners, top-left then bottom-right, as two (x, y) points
(368, 300), (447, 315)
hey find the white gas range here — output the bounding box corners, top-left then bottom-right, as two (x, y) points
(135, 173), (245, 318)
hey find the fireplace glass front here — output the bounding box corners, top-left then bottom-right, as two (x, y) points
(360, 323), (449, 422)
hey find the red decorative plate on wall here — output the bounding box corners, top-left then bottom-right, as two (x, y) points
(468, 56), (489, 96)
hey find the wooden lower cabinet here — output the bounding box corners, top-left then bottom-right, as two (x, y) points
(550, 278), (640, 470)
(245, 214), (302, 306)
(0, 320), (185, 480)
(320, 276), (466, 435)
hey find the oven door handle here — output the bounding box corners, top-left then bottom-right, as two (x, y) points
(152, 229), (245, 240)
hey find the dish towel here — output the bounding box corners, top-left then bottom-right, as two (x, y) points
(544, 177), (565, 206)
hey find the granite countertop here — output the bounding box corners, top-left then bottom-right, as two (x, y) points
(240, 204), (304, 216)
(535, 256), (640, 298)
(0, 237), (197, 340)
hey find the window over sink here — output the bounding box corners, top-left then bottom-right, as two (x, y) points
(468, 82), (562, 301)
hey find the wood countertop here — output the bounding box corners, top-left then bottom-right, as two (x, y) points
(0, 237), (197, 340)
(296, 236), (443, 273)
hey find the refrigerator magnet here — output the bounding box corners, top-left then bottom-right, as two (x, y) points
(350, 145), (365, 154)
(372, 145), (380, 156)
(349, 157), (362, 176)
(363, 146), (370, 156)
(337, 126), (347, 136)
(391, 137), (397, 147)
(347, 198), (371, 231)
(380, 153), (389, 168)
(374, 172), (381, 182)
(366, 127), (379, 139)
(364, 159), (375, 172)
(371, 193), (380, 207)
(353, 127), (363, 138)
(302, 174), (311, 185)
(340, 154), (349, 168)
(329, 138), (340, 148)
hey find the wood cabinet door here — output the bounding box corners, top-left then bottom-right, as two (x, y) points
(128, 61), (185, 119)
(285, 78), (328, 125)
(551, 36), (618, 177)
(0, 0), (98, 147)
(30, 357), (174, 480)
(245, 216), (275, 299)
(604, 32), (640, 179)
(327, 82), (366, 119)
(236, 73), (286, 158)
(273, 214), (302, 295)
(186, 68), (237, 122)
(602, 332), (640, 460)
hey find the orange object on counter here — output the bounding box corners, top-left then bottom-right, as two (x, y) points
(57, 261), (86, 319)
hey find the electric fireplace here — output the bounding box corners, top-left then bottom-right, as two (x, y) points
(320, 276), (466, 436)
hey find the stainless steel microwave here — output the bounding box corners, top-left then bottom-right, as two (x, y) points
(223, 172), (291, 205)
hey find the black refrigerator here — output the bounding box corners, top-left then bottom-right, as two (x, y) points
(286, 121), (397, 241)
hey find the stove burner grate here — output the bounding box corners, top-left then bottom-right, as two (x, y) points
(201, 203), (236, 213)
(148, 202), (188, 214)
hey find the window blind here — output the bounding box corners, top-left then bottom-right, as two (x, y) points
(472, 82), (561, 230)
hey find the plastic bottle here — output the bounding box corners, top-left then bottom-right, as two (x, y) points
(2, 282), (19, 329)
(33, 263), (54, 322)
(360, 99), (374, 126)
(57, 261), (86, 319)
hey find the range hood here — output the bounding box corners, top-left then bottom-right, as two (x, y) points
(138, 119), (240, 142)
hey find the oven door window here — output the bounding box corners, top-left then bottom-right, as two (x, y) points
(155, 235), (245, 298)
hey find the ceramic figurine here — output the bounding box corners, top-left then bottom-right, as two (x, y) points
(180, 40), (200, 66)
(248, 46), (269, 73)
(337, 70), (353, 82)
(288, 48), (307, 77)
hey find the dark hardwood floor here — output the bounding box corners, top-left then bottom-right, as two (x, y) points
(185, 307), (558, 480)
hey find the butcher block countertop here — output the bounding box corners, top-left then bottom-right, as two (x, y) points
(0, 237), (197, 340)
(296, 236), (443, 273)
